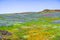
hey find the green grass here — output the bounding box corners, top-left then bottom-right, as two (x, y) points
(0, 12), (60, 40)
(0, 19), (60, 40)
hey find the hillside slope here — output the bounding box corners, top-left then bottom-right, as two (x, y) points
(0, 9), (60, 26)
(0, 9), (60, 40)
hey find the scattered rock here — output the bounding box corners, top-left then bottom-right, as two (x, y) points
(0, 30), (12, 35)
(0, 30), (12, 40)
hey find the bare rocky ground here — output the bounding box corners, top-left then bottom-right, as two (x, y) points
(0, 30), (12, 40)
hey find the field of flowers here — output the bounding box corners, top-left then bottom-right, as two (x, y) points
(0, 19), (60, 40)
(0, 12), (60, 40)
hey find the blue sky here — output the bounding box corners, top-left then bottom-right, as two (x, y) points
(0, 0), (60, 13)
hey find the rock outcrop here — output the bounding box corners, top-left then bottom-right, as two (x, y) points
(40, 9), (60, 13)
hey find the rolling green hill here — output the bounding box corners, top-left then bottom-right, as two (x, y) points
(0, 9), (60, 40)
(0, 10), (60, 26)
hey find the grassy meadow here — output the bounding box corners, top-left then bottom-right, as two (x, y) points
(0, 11), (60, 40)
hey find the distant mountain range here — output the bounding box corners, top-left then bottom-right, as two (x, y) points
(0, 9), (60, 26)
